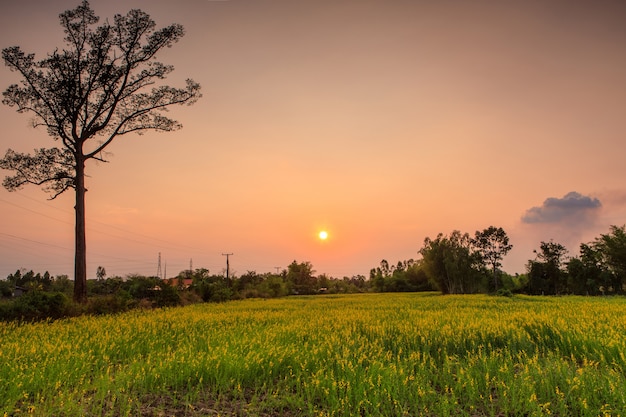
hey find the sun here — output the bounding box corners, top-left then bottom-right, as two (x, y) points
(318, 230), (328, 240)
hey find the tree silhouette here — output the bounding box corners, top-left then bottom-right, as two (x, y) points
(472, 226), (513, 291)
(0, 1), (201, 302)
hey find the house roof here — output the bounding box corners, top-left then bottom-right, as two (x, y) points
(166, 277), (193, 288)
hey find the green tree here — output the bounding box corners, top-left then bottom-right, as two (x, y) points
(404, 261), (434, 292)
(527, 240), (568, 295)
(50, 274), (73, 295)
(419, 230), (485, 294)
(379, 259), (391, 277)
(0, 1), (200, 302)
(286, 260), (316, 295)
(567, 243), (608, 295)
(0, 280), (12, 298)
(259, 275), (288, 298)
(472, 226), (513, 291)
(592, 225), (626, 294)
(6, 269), (22, 287)
(369, 266), (385, 292)
(235, 270), (263, 294)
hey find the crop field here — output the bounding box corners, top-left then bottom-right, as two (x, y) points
(2, 293), (626, 416)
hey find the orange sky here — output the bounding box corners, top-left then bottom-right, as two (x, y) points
(1, 0), (626, 280)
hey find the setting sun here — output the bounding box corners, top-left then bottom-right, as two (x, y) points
(318, 230), (328, 240)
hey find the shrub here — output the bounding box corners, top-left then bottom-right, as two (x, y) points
(85, 292), (133, 315)
(0, 280), (13, 298)
(496, 288), (513, 297)
(153, 282), (181, 307)
(0, 291), (70, 321)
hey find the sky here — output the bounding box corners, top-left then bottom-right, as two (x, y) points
(1, 0), (626, 280)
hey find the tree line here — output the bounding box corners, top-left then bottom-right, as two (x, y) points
(0, 261), (368, 320)
(2, 224), (625, 321)
(372, 225), (626, 297)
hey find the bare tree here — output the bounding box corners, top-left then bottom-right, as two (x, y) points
(0, 1), (201, 302)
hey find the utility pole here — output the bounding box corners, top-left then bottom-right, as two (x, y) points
(157, 252), (162, 279)
(222, 253), (234, 279)
(274, 266), (281, 275)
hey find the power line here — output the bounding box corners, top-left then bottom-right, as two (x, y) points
(0, 232), (163, 267)
(0, 198), (72, 225)
(1, 195), (238, 276)
(1, 194), (206, 254)
(0, 232), (70, 250)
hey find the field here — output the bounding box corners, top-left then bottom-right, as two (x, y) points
(2, 293), (626, 416)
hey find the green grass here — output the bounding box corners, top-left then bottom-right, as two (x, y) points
(1, 293), (625, 416)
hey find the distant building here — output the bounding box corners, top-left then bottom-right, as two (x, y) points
(13, 286), (27, 297)
(166, 277), (193, 289)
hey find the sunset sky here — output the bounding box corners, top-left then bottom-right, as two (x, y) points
(1, 0), (625, 280)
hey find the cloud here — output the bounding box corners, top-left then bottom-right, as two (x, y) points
(521, 191), (601, 224)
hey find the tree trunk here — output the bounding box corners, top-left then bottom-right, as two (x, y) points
(73, 153), (87, 303)
(493, 264), (498, 291)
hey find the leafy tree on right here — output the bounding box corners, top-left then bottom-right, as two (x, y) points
(592, 225), (626, 294)
(567, 225), (626, 295)
(527, 241), (568, 295)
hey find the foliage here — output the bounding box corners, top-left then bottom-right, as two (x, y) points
(369, 259), (434, 292)
(286, 260), (316, 294)
(2, 293), (626, 416)
(419, 230), (486, 294)
(0, 263), (369, 321)
(89, 274), (179, 309)
(4, 269), (72, 295)
(0, 280), (12, 298)
(567, 244), (609, 295)
(194, 277), (233, 303)
(0, 290), (70, 321)
(255, 275), (290, 298)
(526, 241), (569, 295)
(592, 225), (626, 294)
(84, 293), (132, 315)
(495, 288), (513, 297)
(0, 1), (200, 302)
(473, 226), (513, 291)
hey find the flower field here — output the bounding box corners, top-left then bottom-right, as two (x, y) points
(2, 293), (626, 416)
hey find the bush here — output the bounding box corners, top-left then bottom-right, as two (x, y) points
(85, 292), (133, 315)
(153, 283), (181, 307)
(0, 291), (70, 321)
(0, 280), (13, 298)
(496, 288), (513, 297)
(195, 280), (233, 303)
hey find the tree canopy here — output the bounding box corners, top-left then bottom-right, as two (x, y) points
(419, 230), (485, 294)
(473, 226), (513, 291)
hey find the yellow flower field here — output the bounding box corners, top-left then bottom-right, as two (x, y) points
(2, 293), (625, 416)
